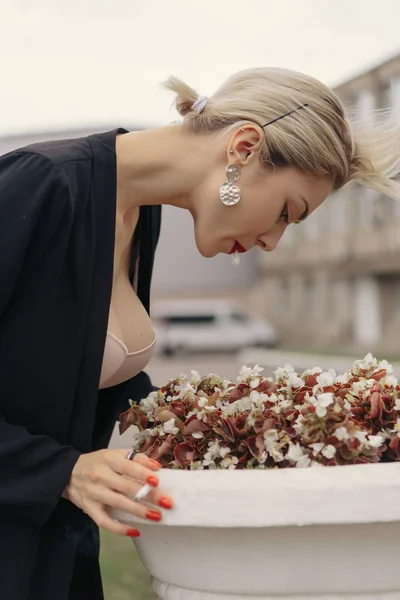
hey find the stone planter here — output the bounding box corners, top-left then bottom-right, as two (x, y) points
(111, 463), (400, 599)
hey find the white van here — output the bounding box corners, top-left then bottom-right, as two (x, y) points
(152, 299), (277, 356)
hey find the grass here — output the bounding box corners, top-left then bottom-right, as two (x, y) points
(100, 531), (156, 600)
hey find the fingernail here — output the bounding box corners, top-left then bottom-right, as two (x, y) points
(159, 496), (173, 510)
(149, 459), (162, 468)
(126, 528), (140, 537)
(146, 510), (162, 522)
(147, 475), (159, 487)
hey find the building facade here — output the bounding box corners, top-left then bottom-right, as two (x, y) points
(259, 54), (400, 356)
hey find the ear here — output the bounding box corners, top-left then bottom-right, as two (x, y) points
(227, 125), (264, 166)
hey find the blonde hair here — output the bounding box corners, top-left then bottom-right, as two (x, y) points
(164, 68), (400, 199)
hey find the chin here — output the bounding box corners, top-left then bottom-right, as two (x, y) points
(194, 234), (217, 258)
(197, 247), (216, 259)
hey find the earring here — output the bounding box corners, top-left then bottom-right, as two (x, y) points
(219, 164), (241, 206)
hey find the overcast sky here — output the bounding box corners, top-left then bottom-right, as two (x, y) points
(1, 0), (400, 135)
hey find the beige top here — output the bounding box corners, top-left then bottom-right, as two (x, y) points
(99, 179), (155, 389)
(99, 330), (156, 389)
(99, 251), (156, 389)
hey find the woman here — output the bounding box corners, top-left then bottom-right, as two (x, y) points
(0, 66), (399, 600)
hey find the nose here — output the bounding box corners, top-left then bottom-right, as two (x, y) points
(257, 225), (286, 252)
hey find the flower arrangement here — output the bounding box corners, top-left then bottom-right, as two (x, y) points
(119, 354), (400, 470)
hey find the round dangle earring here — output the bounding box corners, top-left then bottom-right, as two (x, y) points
(219, 162), (241, 206)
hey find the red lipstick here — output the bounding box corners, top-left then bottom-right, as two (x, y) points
(229, 241), (247, 254)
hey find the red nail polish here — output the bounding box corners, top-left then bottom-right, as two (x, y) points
(159, 496), (173, 510)
(147, 475), (159, 487)
(149, 459), (162, 468)
(126, 528), (140, 537)
(146, 510), (162, 522)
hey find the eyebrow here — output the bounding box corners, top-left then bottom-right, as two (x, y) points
(294, 196), (309, 223)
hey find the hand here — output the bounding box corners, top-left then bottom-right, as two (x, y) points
(63, 449), (173, 536)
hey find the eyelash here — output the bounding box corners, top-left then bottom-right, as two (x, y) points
(280, 204), (289, 224)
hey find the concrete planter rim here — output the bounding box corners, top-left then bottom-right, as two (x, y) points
(112, 462), (400, 529)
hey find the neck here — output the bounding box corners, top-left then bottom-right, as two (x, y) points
(115, 125), (211, 214)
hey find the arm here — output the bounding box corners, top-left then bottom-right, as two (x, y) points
(0, 152), (172, 535)
(0, 151), (81, 526)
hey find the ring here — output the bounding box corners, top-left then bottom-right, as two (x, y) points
(133, 483), (153, 503)
(126, 450), (138, 461)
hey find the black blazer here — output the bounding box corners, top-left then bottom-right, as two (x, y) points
(0, 129), (161, 599)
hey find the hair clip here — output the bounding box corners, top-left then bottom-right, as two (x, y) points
(261, 103), (308, 129)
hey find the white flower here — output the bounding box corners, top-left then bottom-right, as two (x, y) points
(367, 434), (385, 448)
(381, 375), (398, 388)
(318, 392), (334, 407)
(264, 429), (279, 446)
(163, 418), (180, 435)
(350, 381), (368, 396)
(354, 431), (368, 445)
(250, 377), (261, 389)
(247, 414), (256, 427)
(310, 443), (324, 456)
(286, 443), (311, 468)
(286, 443), (304, 462)
(379, 359), (393, 375)
(352, 353), (378, 374)
(265, 392), (279, 404)
(315, 392), (334, 418)
(302, 367), (322, 377)
(274, 364), (295, 380)
(219, 447), (231, 458)
(198, 397), (208, 408)
(334, 427), (350, 441)
(264, 430), (285, 462)
(222, 395), (252, 417)
(191, 432), (204, 439)
(293, 415), (306, 435)
(278, 399), (292, 410)
(237, 364), (264, 383)
(249, 390), (261, 404)
(335, 373), (349, 384)
(190, 370), (201, 384)
(131, 429), (152, 450)
(190, 461), (204, 470)
(321, 445), (336, 459)
(270, 448), (285, 462)
(186, 408), (200, 418)
(316, 370), (336, 388)
(220, 455), (239, 469)
(203, 441), (221, 466)
(237, 396), (252, 411)
(140, 391), (159, 417)
(288, 373), (304, 388)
